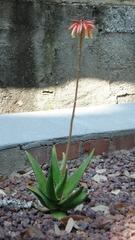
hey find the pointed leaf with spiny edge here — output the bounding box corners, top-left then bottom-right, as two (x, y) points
(56, 170), (67, 199)
(46, 163), (58, 202)
(27, 185), (56, 210)
(59, 187), (83, 209)
(63, 149), (94, 197)
(51, 146), (62, 185)
(60, 152), (67, 176)
(26, 151), (47, 195)
(60, 189), (87, 211)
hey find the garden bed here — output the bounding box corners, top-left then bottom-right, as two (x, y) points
(0, 149), (135, 239)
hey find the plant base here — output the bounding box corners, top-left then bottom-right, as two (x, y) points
(51, 211), (67, 220)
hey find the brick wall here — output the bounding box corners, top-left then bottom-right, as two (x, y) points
(27, 133), (135, 163)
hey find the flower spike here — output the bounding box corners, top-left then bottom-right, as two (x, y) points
(69, 19), (95, 39)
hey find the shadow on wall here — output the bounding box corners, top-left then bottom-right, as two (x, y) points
(0, 0), (135, 88)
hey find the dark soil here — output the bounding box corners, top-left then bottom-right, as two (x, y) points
(0, 149), (135, 240)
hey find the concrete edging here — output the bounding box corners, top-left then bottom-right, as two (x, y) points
(1, 103), (135, 175)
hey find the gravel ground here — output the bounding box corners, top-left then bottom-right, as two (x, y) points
(0, 149), (135, 240)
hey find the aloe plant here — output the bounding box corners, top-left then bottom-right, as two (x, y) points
(26, 146), (94, 219)
(26, 19), (95, 220)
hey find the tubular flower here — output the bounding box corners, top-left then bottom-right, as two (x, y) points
(69, 19), (95, 39)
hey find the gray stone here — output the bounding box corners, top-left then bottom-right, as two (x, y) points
(91, 205), (110, 215)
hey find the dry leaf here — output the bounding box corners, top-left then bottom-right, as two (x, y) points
(73, 223), (80, 230)
(65, 218), (75, 233)
(61, 215), (88, 226)
(54, 224), (63, 236)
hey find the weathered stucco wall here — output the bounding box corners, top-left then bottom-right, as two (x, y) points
(0, 0), (135, 112)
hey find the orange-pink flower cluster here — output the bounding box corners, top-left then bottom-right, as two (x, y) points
(69, 19), (95, 39)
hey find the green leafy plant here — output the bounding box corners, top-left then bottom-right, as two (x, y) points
(26, 147), (94, 219)
(26, 19), (95, 219)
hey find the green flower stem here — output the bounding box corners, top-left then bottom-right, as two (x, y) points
(65, 33), (83, 163)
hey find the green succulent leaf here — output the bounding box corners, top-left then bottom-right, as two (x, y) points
(60, 152), (67, 176)
(27, 185), (56, 209)
(56, 170), (67, 199)
(26, 151), (47, 195)
(51, 146), (62, 185)
(59, 187), (83, 205)
(46, 163), (58, 202)
(63, 149), (94, 197)
(60, 188), (87, 211)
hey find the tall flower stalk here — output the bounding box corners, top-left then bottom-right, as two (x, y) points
(65, 19), (95, 161)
